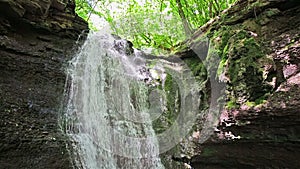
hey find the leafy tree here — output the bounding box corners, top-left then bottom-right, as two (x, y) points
(75, 0), (237, 54)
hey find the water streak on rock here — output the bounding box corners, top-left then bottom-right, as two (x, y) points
(64, 32), (165, 169)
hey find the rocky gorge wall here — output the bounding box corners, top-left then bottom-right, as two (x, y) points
(0, 0), (299, 168)
(169, 0), (300, 168)
(0, 0), (88, 168)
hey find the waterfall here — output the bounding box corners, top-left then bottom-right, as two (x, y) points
(64, 32), (165, 169)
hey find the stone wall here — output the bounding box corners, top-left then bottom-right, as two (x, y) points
(0, 0), (88, 168)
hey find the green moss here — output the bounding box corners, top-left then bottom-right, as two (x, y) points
(208, 24), (271, 106)
(188, 25), (270, 107)
(245, 101), (256, 107)
(226, 99), (238, 109)
(227, 36), (264, 83)
(210, 26), (232, 59)
(164, 74), (179, 123)
(254, 95), (268, 105)
(147, 60), (157, 69)
(217, 58), (227, 78)
(152, 73), (180, 134)
(183, 57), (207, 81)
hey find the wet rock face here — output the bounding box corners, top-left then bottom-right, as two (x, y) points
(172, 0), (300, 168)
(0, 0), (88, 168)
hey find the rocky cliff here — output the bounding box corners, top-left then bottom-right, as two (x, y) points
(172, 0), (300, 168)
(0, 0), (88, 168)
(1, 0), (299, 168)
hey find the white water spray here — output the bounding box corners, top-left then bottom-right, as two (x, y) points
(64, 32), (165, 169)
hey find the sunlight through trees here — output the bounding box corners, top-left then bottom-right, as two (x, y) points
(75, 0), (237, 54)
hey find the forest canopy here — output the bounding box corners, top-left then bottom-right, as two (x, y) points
(75, 0), (237, 54)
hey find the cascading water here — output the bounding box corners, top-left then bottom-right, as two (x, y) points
(64, 32), (165, 169)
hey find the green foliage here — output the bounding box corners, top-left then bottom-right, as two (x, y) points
(226, 99), (238, 109)
(75, 0), (238, 54)
(75, 0), (93, 28)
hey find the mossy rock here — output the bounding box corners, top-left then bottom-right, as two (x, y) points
(152, 73), (180, 134)
(210, 26), (272, 106)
